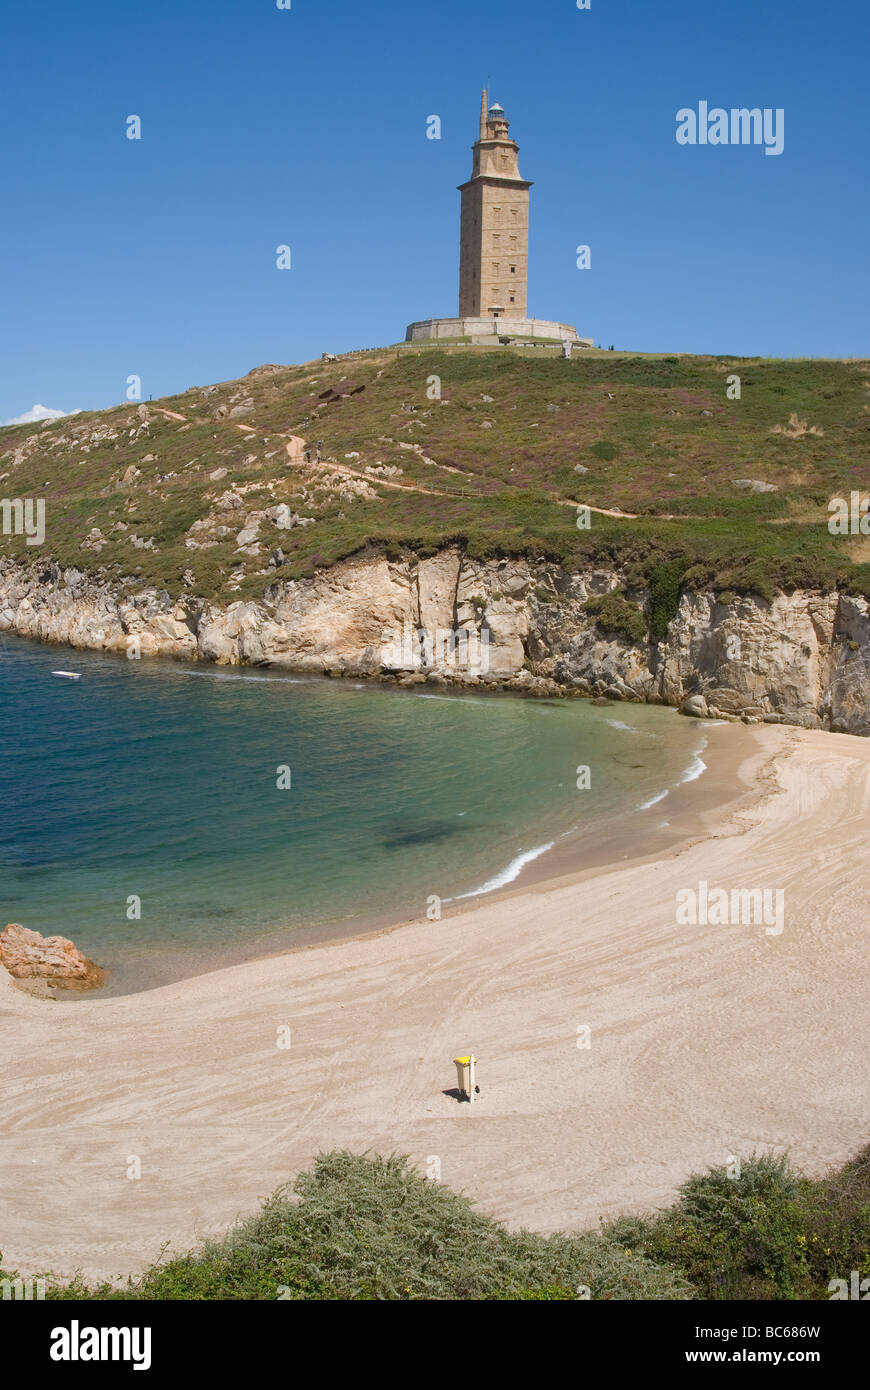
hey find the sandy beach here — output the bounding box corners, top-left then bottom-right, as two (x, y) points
(3, 721), (870, 1284)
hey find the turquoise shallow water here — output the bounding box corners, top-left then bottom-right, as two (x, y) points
(0, 635), (706, 993)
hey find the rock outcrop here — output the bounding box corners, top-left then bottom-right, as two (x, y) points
(0, 550), (868, 734)
(0, 924), (106, 991)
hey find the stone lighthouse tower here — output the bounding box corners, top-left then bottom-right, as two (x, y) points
(404, 92), (588, 346)
(458, 92), (532, 319)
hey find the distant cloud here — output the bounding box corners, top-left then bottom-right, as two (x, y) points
(1, 403), (82, 427)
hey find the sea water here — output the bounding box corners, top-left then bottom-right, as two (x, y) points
(0, 635), (708, 993)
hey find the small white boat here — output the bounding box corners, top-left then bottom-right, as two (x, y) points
(51, 671), (81, 681)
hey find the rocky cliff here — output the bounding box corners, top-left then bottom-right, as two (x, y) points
(1, 549), (867, 734)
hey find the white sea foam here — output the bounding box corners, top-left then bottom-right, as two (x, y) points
(679, 753), (707, 784)
(637, 789), (670, 810)
(606, 718), (638, 732)
(637, 746), (706, 809)
(452, 841), (555, 899)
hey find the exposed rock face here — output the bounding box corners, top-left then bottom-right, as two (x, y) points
(0, 924), (106, 991)
(0, 550), (868, 733)
(656, 591), (841, 729)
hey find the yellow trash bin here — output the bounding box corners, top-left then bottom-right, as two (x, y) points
(454, 1054), (477, 1103)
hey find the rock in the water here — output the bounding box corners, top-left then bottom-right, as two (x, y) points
(680, 694), (708, 718)
(0, 923), (106, 991)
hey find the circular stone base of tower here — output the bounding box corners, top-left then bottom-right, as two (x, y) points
(405, 316), (592, 346)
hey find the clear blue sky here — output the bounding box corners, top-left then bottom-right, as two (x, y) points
(1, 0), (867, 419)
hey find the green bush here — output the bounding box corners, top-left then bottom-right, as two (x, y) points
(606, 1149), (870, 1300)
(648, 559), (686, 642)
(8, 1145), (870, 1301)
(584, 590), (647, 644)
(15, 1151), (690, 1302)
(132, 1152), (691, 1302)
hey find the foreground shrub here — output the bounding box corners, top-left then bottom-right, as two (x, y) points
(606, 1149), (870, 1300)
(13, 1145), (870, 1301)
(132, 1152), (691, 1301)
(24, 1151), (690, 1302)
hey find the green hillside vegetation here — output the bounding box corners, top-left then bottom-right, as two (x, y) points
(6, 1145), (869, 1301)
(2, 345), (869, 612)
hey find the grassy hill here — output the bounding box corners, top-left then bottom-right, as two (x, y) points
(2, 344), (869, 608)
(6, 1144), (870, 1300)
